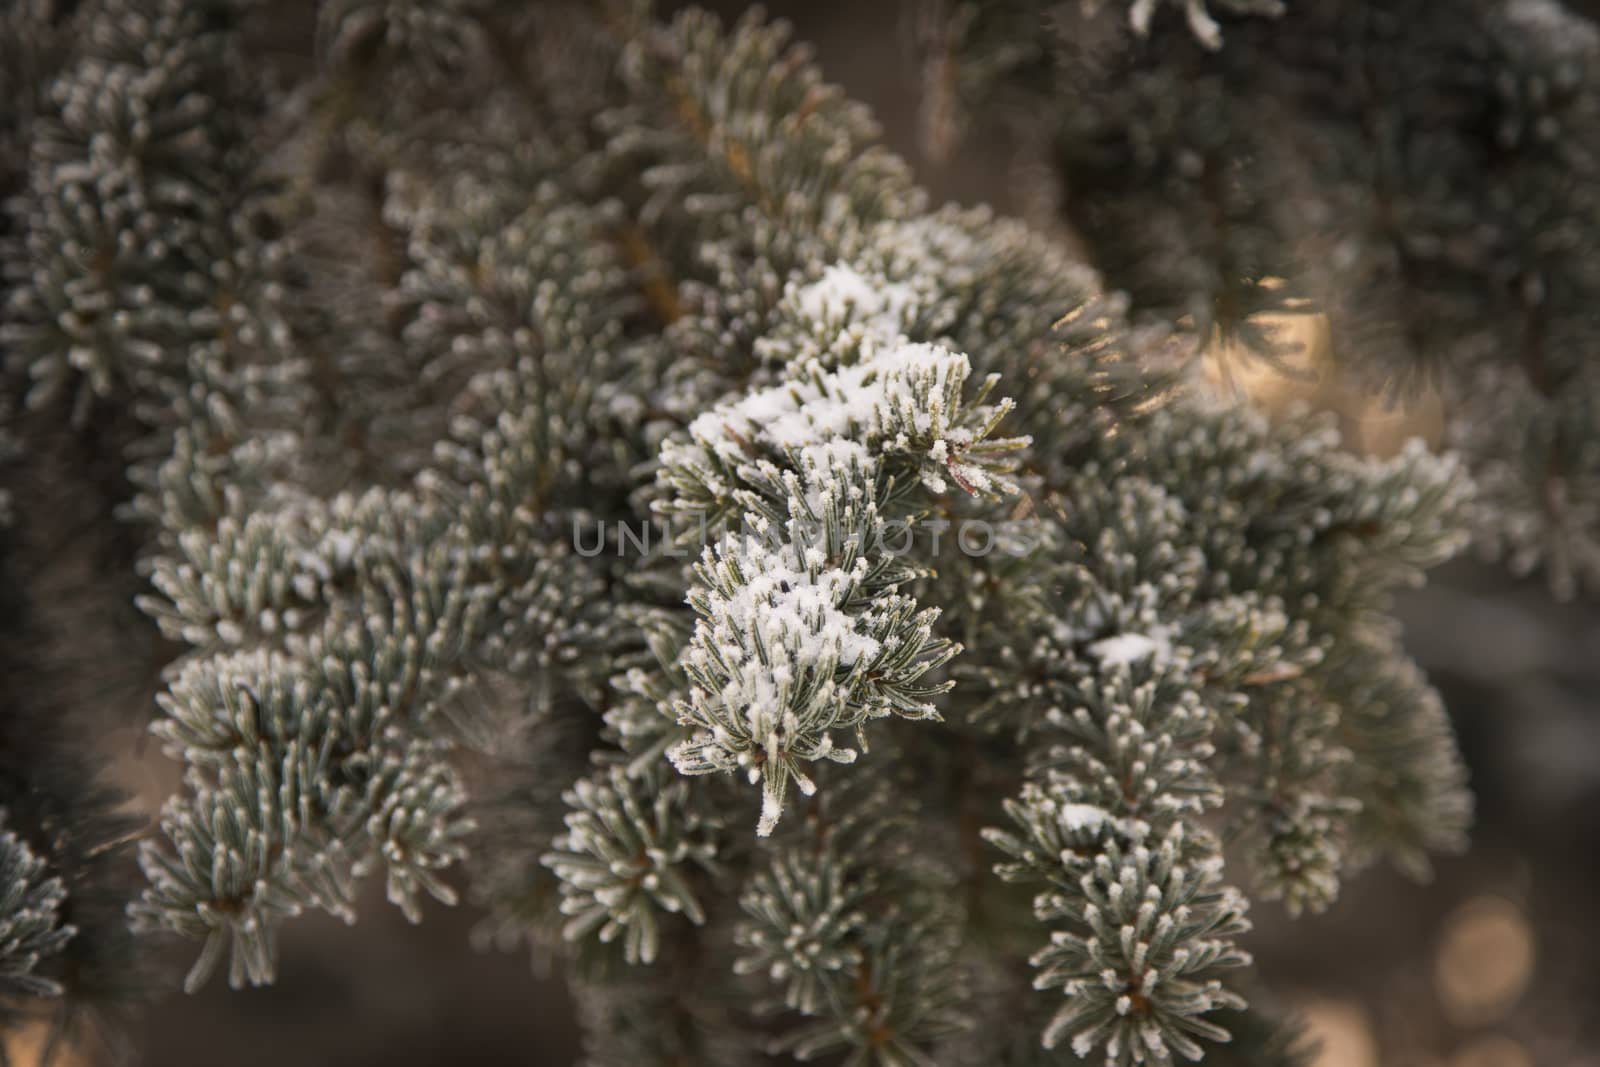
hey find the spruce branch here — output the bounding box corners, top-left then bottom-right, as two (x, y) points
(542, 764), (724, 966)
(0, 823), (76, 1000)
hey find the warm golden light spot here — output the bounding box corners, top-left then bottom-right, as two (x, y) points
(1296, 995), (1378, 1067)
(1, 1014), (87, 1067)
(1434, 896), (1535, 1026)
(1204, 311), (1445, 457)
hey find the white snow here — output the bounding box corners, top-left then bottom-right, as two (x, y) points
(791, 263), (918, 343)
(711, 537), (882, 672)
(1057, 803), (1111, 834)
(1088, 627), (1174, 668)
(1089, 632), (1158, 666)
(320, 530), (358, 568)
(663, 253), (1027, 512)
(687, 341), (972, 466)
(671, 528), (894, 835)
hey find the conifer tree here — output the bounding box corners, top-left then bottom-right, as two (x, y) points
(0, 2), (1515, 1065)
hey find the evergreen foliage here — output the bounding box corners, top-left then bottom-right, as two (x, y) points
(0, 826), (73, 1000)
(0, 1), (1543, 1064)
(921, 0), (1600, 600)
